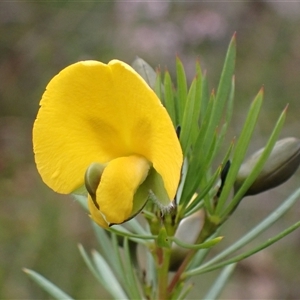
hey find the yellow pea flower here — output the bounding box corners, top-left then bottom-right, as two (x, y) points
(33, 60), (183, 228)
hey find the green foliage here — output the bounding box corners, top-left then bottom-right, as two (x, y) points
(184, 186), (300, 277)
(163, 70), (177, 126)
(26, 35), (300, 300)
(23, 269), (74, 300)
(203, 263), (236, 300)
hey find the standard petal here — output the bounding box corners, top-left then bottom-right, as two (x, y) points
(108, 60), (183, 201)
(33, 60), (182, 197)
(95, 155), (150, 225)
(33, 61), (116, 193)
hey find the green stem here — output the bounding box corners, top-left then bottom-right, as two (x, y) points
(157, 247), (171, 300)
(167, 250), (195, 297)
(167, 215), (219, 296)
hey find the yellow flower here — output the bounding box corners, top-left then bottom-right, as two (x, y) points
(33, 60), (183, 228)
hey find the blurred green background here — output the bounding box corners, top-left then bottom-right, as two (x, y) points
(1, 2), (300, 299)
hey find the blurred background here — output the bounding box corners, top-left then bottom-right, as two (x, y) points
(1, 1), (300, 299)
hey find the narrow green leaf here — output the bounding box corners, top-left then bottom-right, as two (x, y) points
(78, 244), (104, 284)
(210, 75), (235, 162)
(188, 231), (220, 270)
(181, 38), (236, 207)
(188, 249), (210, 271)
(195, 90), (215, 155)
(184, 166), (221, 216)
(109, 226), (156, 242)
(203, 264), (237, 300)
(203, 33), (236, 152)
(177, 157), (189, 206)
(123, 238), (143, 299)
(180, 61), (203, 150)
(200, 71), (209, 120)
(92, 224), (131, 288)
(202, 131), (219, 178)
(216, 88), (264, 214)
(218, 139), (235, 177)
(177, 283), (194, 300)
(110, 233), (140, 299)
(171, 236), (223, 250)
(23, 269), (74, 300)
(131, 56), (156, 89)
(145, 249), (157, 296)
(154, 68), (163, 101)
(184, 125), (218, 208)
(183, 35), (235, 192)
(186, 220), (300, 277)
(180, 77), (197, 154)
(225, 75), (235, 126)
(92, 222), (120, 271)
(176, 56), (188, 123)
(180, 91), (215, 204)
(92, 250), (128, 299)
(110, 234), (127, 288)
(164, 70), (177, 126)
(123, 218), (149, 236)
(170, 282), (185, 300)
(72, 194), (88, 211)
(221, 105), (287, 218)
(190, 61), (203, 146)
(186, 186), (300, 276)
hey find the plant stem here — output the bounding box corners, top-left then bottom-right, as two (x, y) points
(167, 249), (195, 296)
(167, 215), (219, 296)
(157, 246), (171, 300)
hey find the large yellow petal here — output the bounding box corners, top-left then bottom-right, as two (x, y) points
(95, 155), (150, 225)
(33, 60), (182, 200)
(108, 60), (182, 202)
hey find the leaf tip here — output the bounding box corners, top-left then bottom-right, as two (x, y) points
(260, 85), (265, 94)
(229, 32), (237, 47)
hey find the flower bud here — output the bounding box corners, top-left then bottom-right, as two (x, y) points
(85, 163), (106, 202)
(169, 209), (205, 271)
(235, 137), (300, 196)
